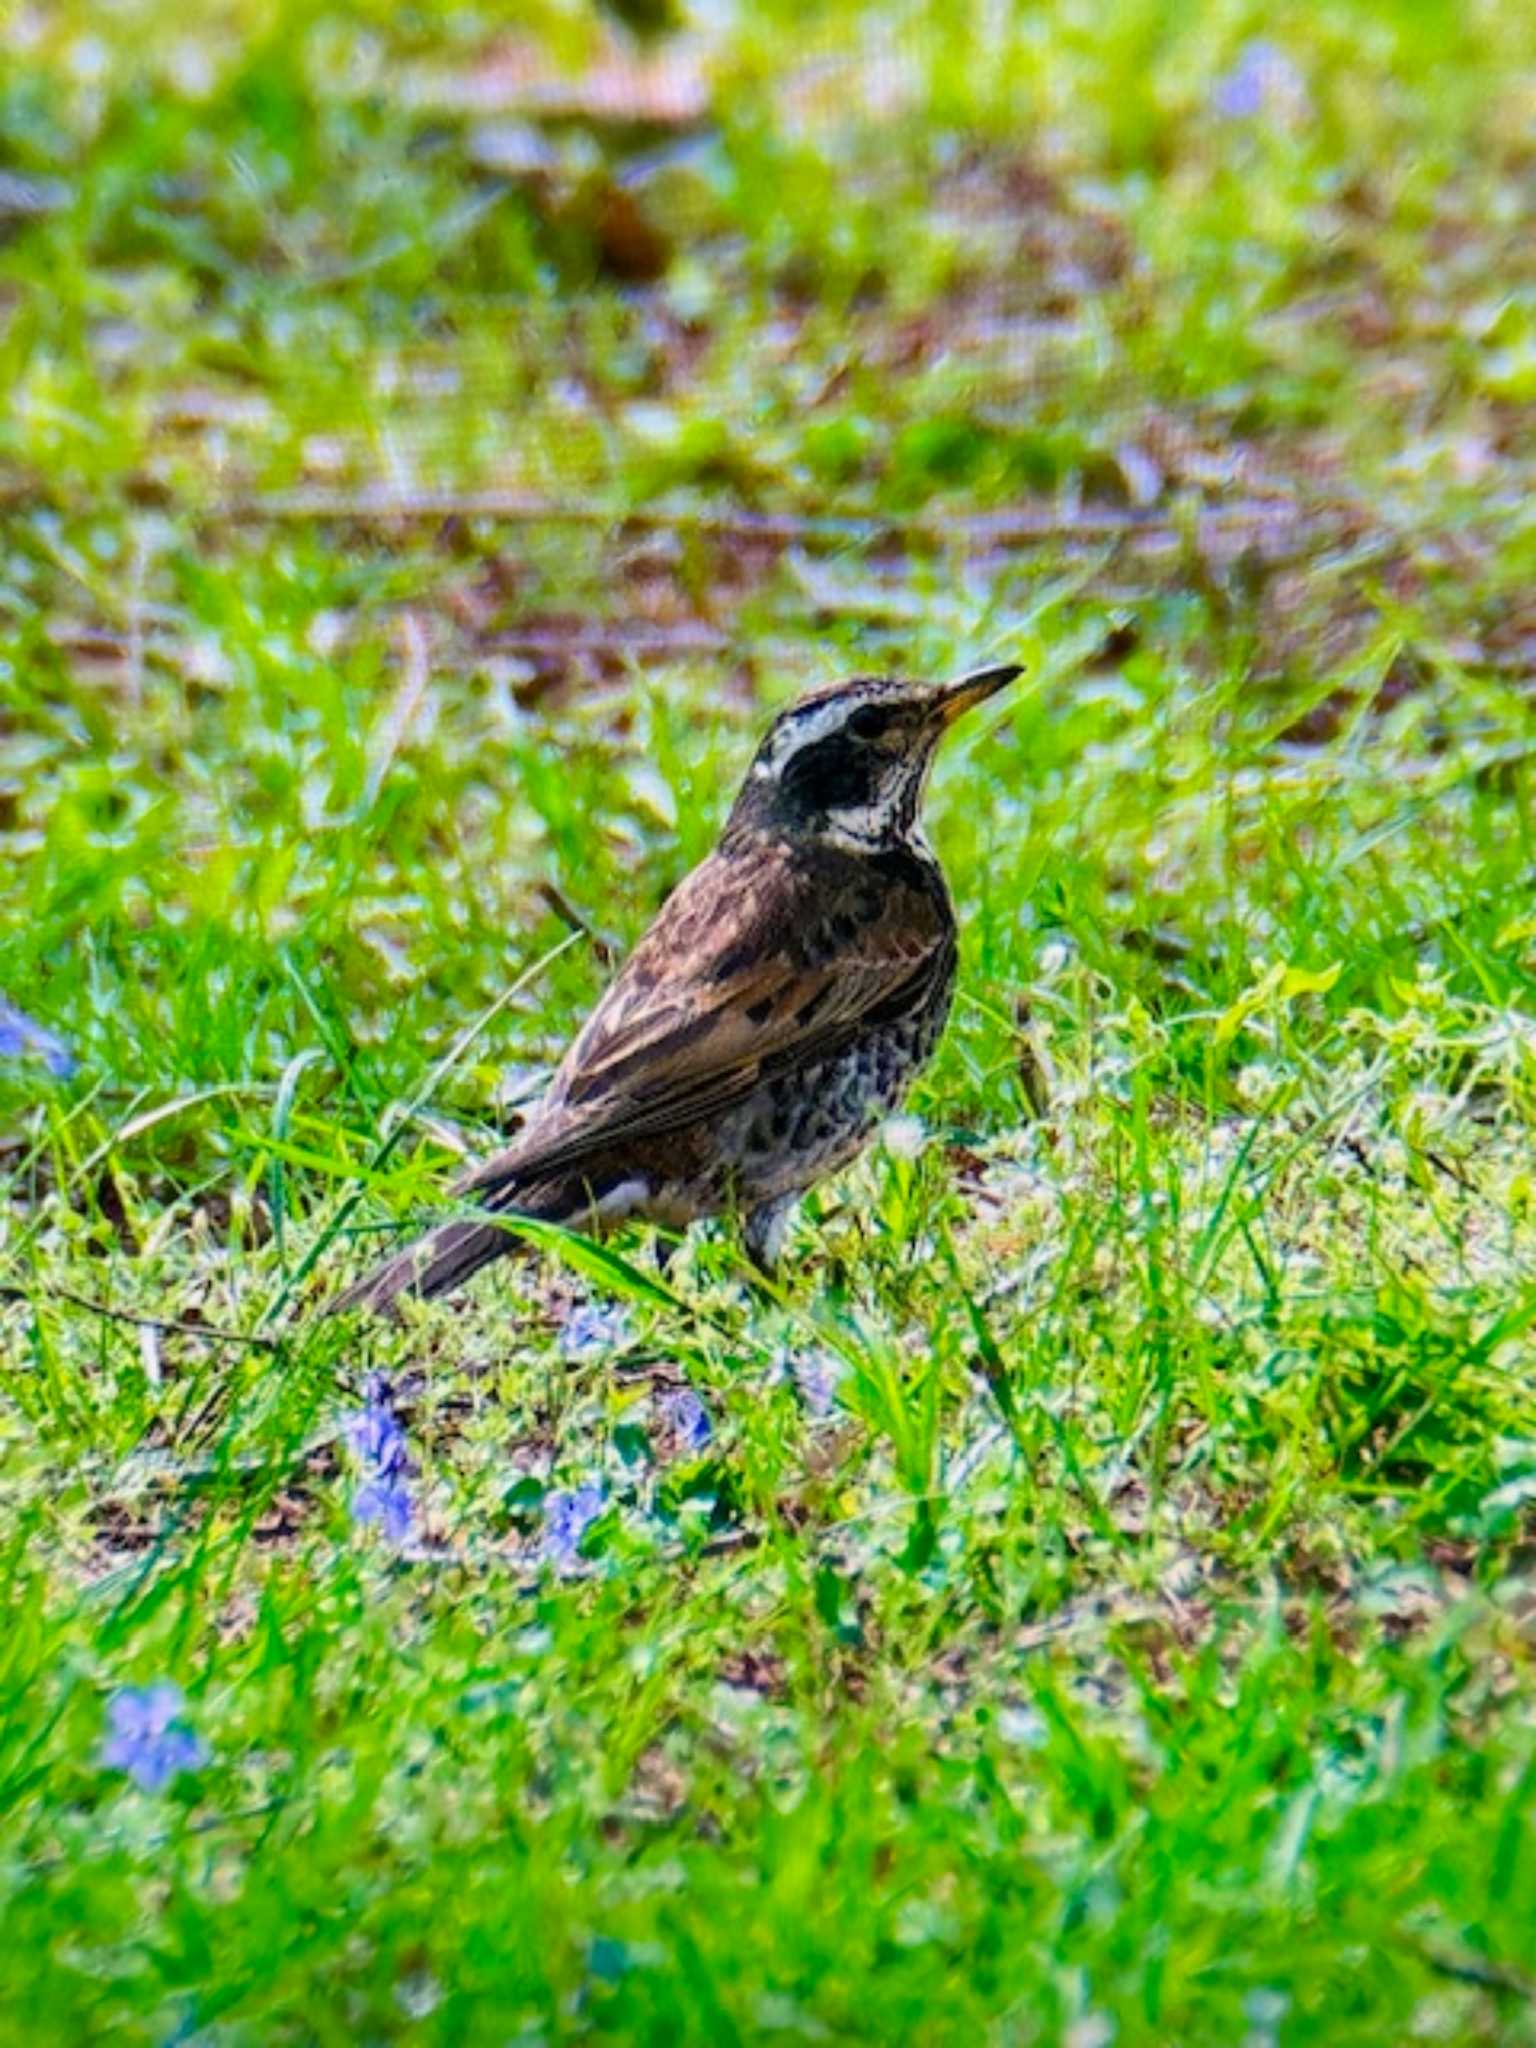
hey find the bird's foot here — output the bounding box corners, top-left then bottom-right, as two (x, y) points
(742, 1194), (797, 1280)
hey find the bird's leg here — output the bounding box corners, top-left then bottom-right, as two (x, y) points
(742, 1194), (796, 1278)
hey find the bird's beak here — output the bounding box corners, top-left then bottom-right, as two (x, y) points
(932, 663), (1024, 729)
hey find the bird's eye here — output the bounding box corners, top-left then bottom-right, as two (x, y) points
(847, 706), (889, 741)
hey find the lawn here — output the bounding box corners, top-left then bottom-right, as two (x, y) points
(3, 0), (1535, 2039)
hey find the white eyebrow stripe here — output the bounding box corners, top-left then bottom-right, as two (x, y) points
(767, 697), (861, 764)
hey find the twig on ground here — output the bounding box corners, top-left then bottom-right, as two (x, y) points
(0, 1284), (280, 1352)
(223, 487), (1350, 556)
(535, 880), (619, 966)
(1412, 1940), (1536, 2002)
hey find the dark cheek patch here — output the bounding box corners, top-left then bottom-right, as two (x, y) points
(785, 735), (876, 814)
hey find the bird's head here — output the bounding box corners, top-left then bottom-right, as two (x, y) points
(724, 664), (1023, 852)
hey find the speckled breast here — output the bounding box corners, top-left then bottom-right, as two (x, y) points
(718, 954), (957, 1204)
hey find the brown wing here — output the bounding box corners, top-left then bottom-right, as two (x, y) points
(457, 839), (949, 1198)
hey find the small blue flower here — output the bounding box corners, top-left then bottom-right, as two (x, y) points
(343, 1384), (409, 1475)
(542, 1484), (605, 1567)
(1212, 39), (1303, 121)
(0, 997), (75, 1081)
(100, 1682), (207, 1792)
(665, 1389), (712, 1452)
(344, 1376), (414, 1542)
(352, 1475), (414, 1542)
(781, 1348), (845, 1420)
(559, 1303), (631, 1362)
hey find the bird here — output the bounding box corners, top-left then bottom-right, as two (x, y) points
(331, 662), (1022, 1315)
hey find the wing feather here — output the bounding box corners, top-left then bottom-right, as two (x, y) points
(458, 841), (947, 1198)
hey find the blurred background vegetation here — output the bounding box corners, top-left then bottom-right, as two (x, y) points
(3, 0), (1531, 1091)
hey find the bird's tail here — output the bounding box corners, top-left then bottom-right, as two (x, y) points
(328, 1206), (529, 1319)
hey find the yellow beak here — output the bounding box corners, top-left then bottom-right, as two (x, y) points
(933, 663), (1024, 728)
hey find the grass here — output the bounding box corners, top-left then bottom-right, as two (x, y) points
(3, 0), (1536, 2038)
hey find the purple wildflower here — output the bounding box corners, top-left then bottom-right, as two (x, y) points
(542, 1484), (606, 1567)
(665, 1389), (713, 1453)
(343, 1383), (409, 1474)
(558, 1302), (631, 1362)
(1212, 39), (1305, 122)
(351, 1475), (414, 1542)
(344, 1375), (414, 1542)
(0, 997), (75, 1080)
(100, 1682), (207, 1792)
(781, 1347), (845, 1420)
